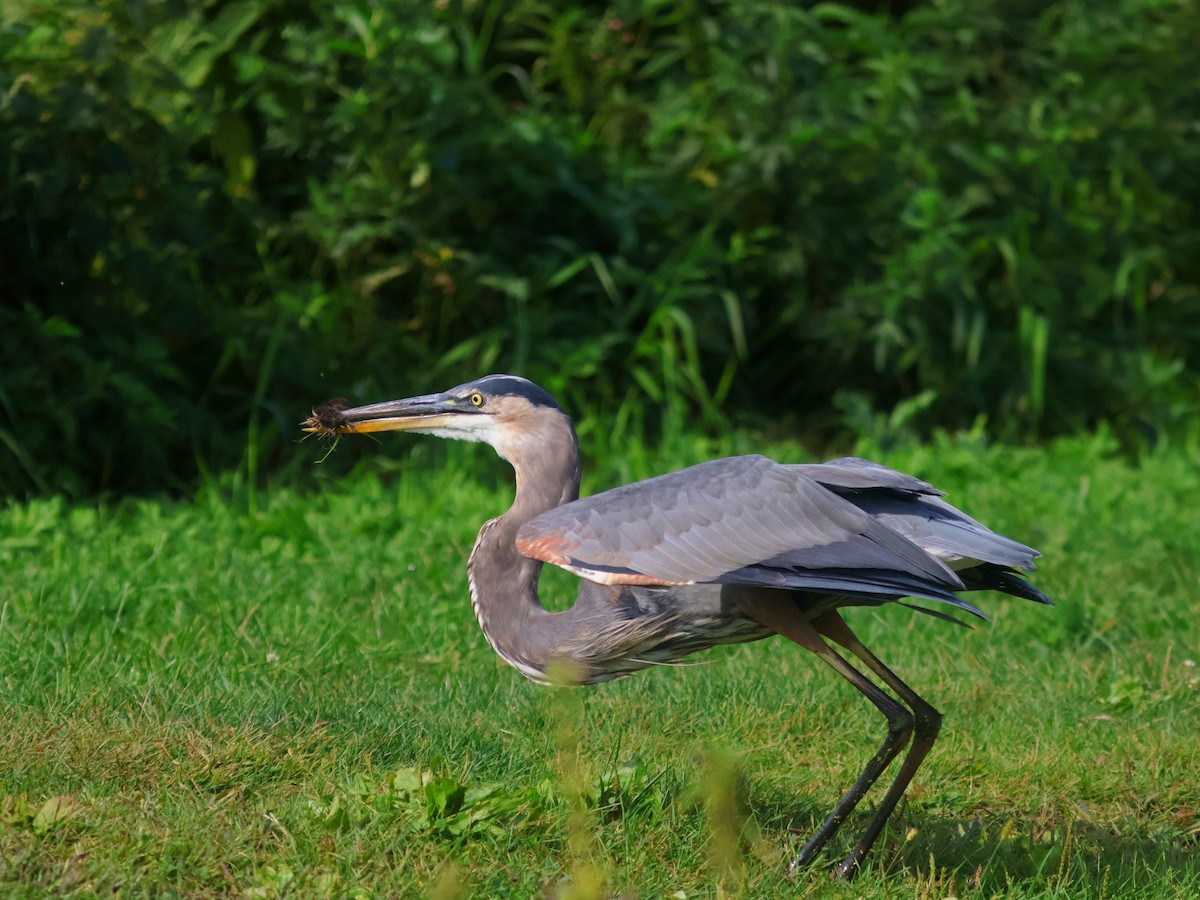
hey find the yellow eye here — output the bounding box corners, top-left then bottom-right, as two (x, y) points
(469, 392), (485, 407)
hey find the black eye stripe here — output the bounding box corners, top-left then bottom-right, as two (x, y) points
(468, 376), (562, 410)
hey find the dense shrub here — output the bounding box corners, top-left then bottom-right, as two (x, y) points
(2, 0), (1198, 496)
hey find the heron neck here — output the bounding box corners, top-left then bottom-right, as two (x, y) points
(466, 419), (581, 682)
(506, 414), (581, 519)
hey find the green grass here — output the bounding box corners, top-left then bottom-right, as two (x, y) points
(2, 431), (1198, 897)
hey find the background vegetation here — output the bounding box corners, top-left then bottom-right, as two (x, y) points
(3, 0), (1199, 497)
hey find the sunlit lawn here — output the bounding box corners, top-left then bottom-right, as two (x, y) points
(2, 431), (1198, 897)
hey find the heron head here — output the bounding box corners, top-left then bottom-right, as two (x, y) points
(302, 374), (573, 464)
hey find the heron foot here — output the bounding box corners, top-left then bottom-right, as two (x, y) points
(831, 855), (862, 880)
(786, 845), (821, 876)
(786, 844), (866, 882)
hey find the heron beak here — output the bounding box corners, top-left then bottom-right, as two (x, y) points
(302, 392), (470, 435)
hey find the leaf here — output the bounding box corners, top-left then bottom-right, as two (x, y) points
(33, 795), (80, 834)
(179, 1), (266, 88)
(38, 316), (82, 339)
(1, 793), (32, 827)
(211, 111), (257, 196)
(392, 767), (423, 800)
(424, 777), (466, 818)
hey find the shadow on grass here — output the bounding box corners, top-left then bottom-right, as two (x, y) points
(752, 795), (1200, 893)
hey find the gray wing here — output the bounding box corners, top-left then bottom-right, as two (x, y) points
(516, 455), (969, 607)
(790, 456), (945, 496)
(797, 457), (1052, 607)
(796, 457), (1041, 571)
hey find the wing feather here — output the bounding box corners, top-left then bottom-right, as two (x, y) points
(789, 457), (944, 496)
(795, 460), (1042, 571)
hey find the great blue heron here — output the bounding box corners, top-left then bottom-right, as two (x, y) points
(303, 374), (1050, 878)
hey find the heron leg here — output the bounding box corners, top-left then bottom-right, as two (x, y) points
(813, 611), (943, 878)
(735, 594), (915, 876)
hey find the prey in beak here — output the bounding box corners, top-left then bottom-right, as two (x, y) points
(301, 398), (353, 436)
(300, 391), (486, 439)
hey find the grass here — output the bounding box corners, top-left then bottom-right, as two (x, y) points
(2, 429), (1198, 897)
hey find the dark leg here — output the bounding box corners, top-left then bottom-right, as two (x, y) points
(735, 594), (915, 875)
(814, 611), (942, 878)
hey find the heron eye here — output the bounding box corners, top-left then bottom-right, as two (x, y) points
(469, 392), (485, 407)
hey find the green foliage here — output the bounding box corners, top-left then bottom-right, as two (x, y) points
(1, 433), (1198, 895)
(3, 0), (1199, 495)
